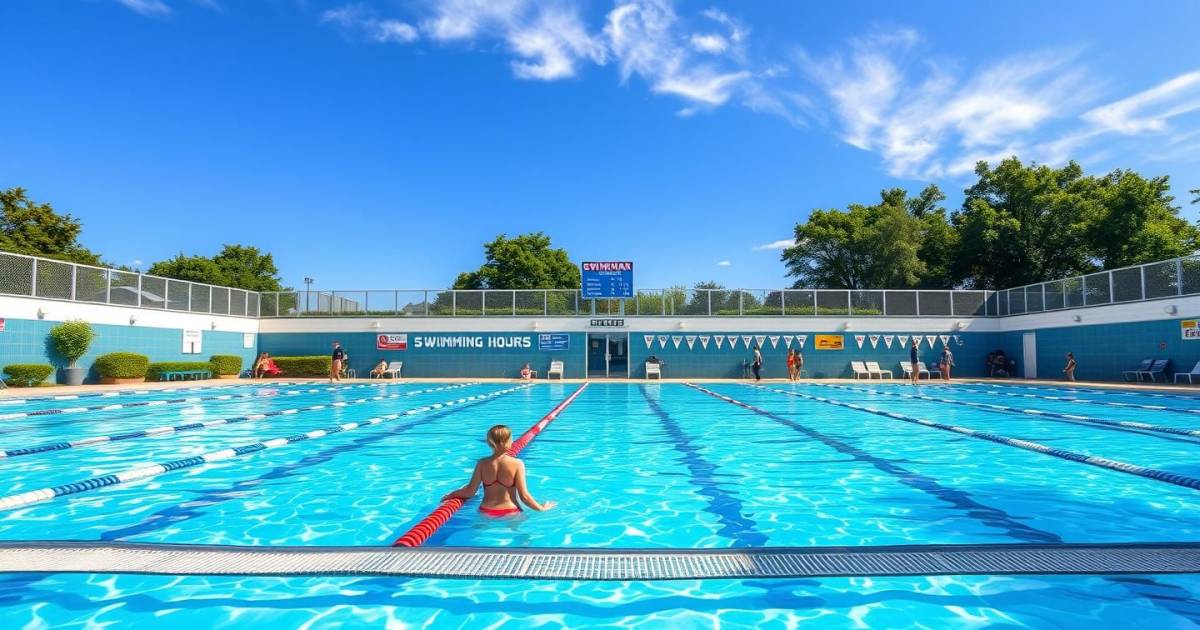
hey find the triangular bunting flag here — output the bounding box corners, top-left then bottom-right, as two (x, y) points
(742, 335), (754, 348)
(899, 335), (909, 348)
(685, 335), (696, 350)
(797, 334), (808, 349)
(754, 335), (766, 349)
(952, 334), (961, 346)
(939, 335), (950, 346)
(869, 334), (879, 349)
(883, 335), (894, 349)
(783, 335), (794, 348)
(671, 335), (682, 349)
(854, 334), (865, 349)
(715, 335), (725, 349)
(657, 335), (668, 349)
(699, 335), (710, 349)
(925, 335), (937, 347)
(729, 336), (740, 349)
(768, 335), (780, 349)
(911, 335), (921, 348)
(644, 335), (655, 348)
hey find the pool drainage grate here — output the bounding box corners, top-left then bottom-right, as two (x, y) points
(1, 541), (1198, 580)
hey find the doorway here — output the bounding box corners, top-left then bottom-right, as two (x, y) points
(1022, 332), (1037, 379)
(587, 333), (628, 378)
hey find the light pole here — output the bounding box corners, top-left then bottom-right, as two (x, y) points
(304, 277), (314, 313)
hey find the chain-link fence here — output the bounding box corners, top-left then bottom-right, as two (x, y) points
(999, 254), (1199, 315)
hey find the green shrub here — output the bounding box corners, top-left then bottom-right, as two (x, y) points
(3, 364), (54, 387)
(94, 353), (150, 379)
(209, 355), (243, 375)
(272, 356), (331, 377)
(147, 361), (213, 381)
(48, 320), (96, 367)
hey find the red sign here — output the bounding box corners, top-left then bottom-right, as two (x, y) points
(0, 318), (5, 332)
(376, 333), (407, 350)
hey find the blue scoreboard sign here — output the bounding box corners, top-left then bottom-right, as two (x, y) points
(581, 261), (633, 298)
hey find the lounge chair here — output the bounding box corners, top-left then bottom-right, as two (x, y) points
(1175, 360), (1200, 384)
(851, 361), (872, 379)
(383, 361), (403, 379)
(866, 361), (893, 379)
(645, 362), (661, 380)
(918, 362), (941, 379)
(548, 360), (564, 380)
(1123, 359), (1152, 382)
(900, 362), (931, 380)
(1134, 359), (1167, 383)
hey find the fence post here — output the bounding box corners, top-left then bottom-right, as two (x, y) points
(1107, 270), (1115, 304)
(543, 290), (548, 316)
(781, 290), (785, 316)
(738, 290), (744, 316)
(847, 290), (853, 316)
(30, 258), (38, 297)
(882, 290), (888, 316)
(948, 291), (954, 316)
(69, 264), (76, 301)
(481, 290), (486, 317)
(707, 290), (712, 316)
(513, 290), (517, 316)
(105, 271), (112, 304)
(208, 286), (213, 313)
(1179, 258), (1186, 296)
(811, 291), (817, 317)
(1139, 264), (1147, 301)
(137, 275), (143, 307)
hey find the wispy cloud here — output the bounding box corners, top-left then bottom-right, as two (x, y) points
(115, 0), (171, 16)
(716, 260), (731, 266)
(753, 239), (793, 251)
(322, 4), (419, 44)
(1082, 70), (1200, 134)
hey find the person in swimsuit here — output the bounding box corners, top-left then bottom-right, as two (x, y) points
(909, 342), (920, 386)
(1063, 352), (1077, 382)
(330, 341), (345, 383)
(441, 425), (556, 517)
(940, 346), (954, 382)
(786, 349), (796, 381)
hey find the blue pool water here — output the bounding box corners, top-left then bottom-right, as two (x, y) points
(1, 380), (1199, 627)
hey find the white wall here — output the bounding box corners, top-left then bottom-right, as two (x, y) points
(0, 295), (258, 333)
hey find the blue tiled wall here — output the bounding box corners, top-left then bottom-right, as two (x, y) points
(259, 332), (587, 378)
(0, 317), (256, 384)
(1009, 315), (1200, 381)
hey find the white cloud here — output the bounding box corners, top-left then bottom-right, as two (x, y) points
(690, 34), (728, 54)
(115, 0), (171, 16)
(322, 4), (419, 44)
(753, 239), (793, 251)
(422, 0), (527, 41)
(507, 7), (607, 80)
(716, 260), (731, 266)
(1082, 70), (1200, 134)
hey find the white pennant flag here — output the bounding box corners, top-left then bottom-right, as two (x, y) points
(869, 334), (879, 349)
(699, 335), (710, 349)
(939, 335), (950, 346)
(883, 335), (894, 349)
(715, 335), (726, 349)
(911, 335), (921, 348)
(657, 335), (668, 349)
(899, 335), (909, 348)
(754, 335), (766, 349)
(644, 335), (655, 348)
(854, 334), (865, 349)
(685, 335), (696, 350)
(768, 335), (780, 349)
(925, 335), (937, 348)
(729, 335), (740, 349)
(742, 335), (754, 348)
(797, 334), (808, 348)
(952, 334), (961, 346)
(671, 335), (683, 349)
(783, 335), (794, 348)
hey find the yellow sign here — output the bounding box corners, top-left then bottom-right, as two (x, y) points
(1183, 320), (1200, 340)
(814, 334), (845, 350)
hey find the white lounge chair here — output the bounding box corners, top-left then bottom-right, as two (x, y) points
(382, 361), (403, 379)
(866, 361), (893, 379)
(851, 361), (872, 379)
(1134, 359), (1168, 383)
(901, 362), (930, 380)
(1175, 360), (1200, 384)
(1123, 359), (1152, 382)
(548, 360), (564, 380)
(918, 361), (941, 379)
(645, 361), (661, 380)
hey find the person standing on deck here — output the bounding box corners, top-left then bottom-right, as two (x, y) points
(330, 341), (345, 383)
(940, 346), (954, 382)
(1063, 353), (1077, 382)
(910, 342), (920, 386)
(751, 344), (763, 382)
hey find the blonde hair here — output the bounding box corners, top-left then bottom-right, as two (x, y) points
(486, 425), (512, 453)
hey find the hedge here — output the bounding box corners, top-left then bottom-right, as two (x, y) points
(209, 355), (244, 376)
(271, 356), (331, 377)
(95, 353), (150, 379)
(3, 364), (54, 387)
(147, 361), (213, 380)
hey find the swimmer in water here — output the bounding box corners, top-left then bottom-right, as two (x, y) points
(441, 425), (556, 517)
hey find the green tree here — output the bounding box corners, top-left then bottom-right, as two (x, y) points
(0, 187), (101, 265)
(904, 185), (958, 288)
(149, 244), (284, 291)
(1085, 170), (1199, 269)
(452, 232), (579, 289)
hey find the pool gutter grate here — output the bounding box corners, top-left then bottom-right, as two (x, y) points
(1, 541), (1198, 580)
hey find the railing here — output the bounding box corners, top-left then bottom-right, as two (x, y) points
(996, 254), (1200, 316)
(0, 251), (260, 318)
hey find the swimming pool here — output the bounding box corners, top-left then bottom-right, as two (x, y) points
(2, 380), (1199, 627)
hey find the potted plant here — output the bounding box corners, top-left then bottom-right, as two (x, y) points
(209, 355), (244, 379)
(48, 320), (96, 386)
(95, 352), (150, 385)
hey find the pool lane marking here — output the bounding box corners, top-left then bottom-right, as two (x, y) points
(750, 385), (1200, 493)
(945, 383), (1200, 414)
(0, 383), (481, 459)
(0, 381), (312, 405)
(0, 384), (533, 511)
(639, 385), (767, 547)
(681, 383), (1060, 543)
(391, 382), (589, 548)
(959, 381), (1198, 401)
(0, 381), (412, 422)
(813, 382), (1200, 441)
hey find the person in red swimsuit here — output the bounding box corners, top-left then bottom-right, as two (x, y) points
(441, 425), (556, 517)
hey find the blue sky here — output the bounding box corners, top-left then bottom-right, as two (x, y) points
(2, 1), (1199, 291)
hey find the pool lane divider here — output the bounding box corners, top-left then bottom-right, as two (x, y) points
(0, 381), (410, 422)
(0, 383), (481, 459)
(949, 383), (1200, 414)
(391, 382), (590, 548)
(0, 381), (311, 406)
(813, 382), (1200, 440)
(746, 384), (1200, 493)
(960, 381), (1199, 401)
(0, 384), (532, 511)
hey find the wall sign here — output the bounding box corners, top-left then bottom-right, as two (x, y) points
(538, 333), (570, 351)
(1183, 320), (1200, 340)
(589, 318), (625, 328)
(243, 333), (255, 349)
(182, 329), (202, 354)
(411, 334), (531, 349)
(0, 318), (5, 332)
(377, 333), (408, 350)
(813, 334), (844, 350)
(581, 261), (633, 298)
